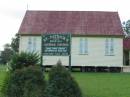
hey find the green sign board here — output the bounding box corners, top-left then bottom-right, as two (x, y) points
(42, 34), (71, 56)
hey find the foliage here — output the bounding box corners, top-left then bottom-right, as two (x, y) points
(0, 33), (19, 64)
(44, 60), (82, 97)
(0, 44), (13, 64)
(10, 52), (40, 71)
(2, 69), (130, 97)
(6, 66), (46, 97)
(122, 20), (130, 35)
(11, 33), (20, 53)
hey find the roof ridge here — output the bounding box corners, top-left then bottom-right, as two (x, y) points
(26, 10), (118, 13)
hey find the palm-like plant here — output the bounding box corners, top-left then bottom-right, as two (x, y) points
(10, 52), (40, 71)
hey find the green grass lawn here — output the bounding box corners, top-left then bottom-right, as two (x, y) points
(1, 66), (130, 97)
(72, 73), (130, 97)
(0, 65), (7, 97)
(0, 65), (6, 71)
(0, 71), (7, 97)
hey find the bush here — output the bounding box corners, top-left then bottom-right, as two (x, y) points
(10, 52), (40, 71)
(6, 66), (46, 97)
(44, 60), (82, 97)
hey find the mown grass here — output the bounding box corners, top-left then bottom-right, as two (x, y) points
(0, 71), (7, 97)
(72, 72), (130, 97)
(0, 65), (6, 71)
(0, 66), (130, 97)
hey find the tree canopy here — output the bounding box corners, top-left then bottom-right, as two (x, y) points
(11, 33), (19, 52)
(0, 33), (20, 64)
(0, 43), (13, 64)
(122, 20), (130, 35)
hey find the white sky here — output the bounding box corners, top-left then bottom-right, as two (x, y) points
(0, 0), (130, 50)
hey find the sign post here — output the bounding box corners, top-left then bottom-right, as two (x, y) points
(69, 33), (72, 71)
(42, 33), (71, 71)
(41, 34), (44, 71)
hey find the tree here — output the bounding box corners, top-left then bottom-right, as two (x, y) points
(0, 33), (20, 64)
(11, 33), (20, 52)
(122, 20), (130, 35)
(6, 66), (46, 97)
(1, 44), (13, 64)
(4, 44), (11, 49)
(44, 60), (82, 97)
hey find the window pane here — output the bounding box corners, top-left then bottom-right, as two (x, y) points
(110, 38), (114, 54)
(33, 37), (36, 51)
(105, 38), (114, 56)
(79, 38), (83, 54)
(84, 38), (88, 54)
(105, 38), (109, 55)
(79, 38), (88, 54)
(27, 37), (32, 52)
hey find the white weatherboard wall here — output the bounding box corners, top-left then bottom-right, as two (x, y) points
(71, 37), (123, 67)
(43, 56), (69, 66)
(19, 36), (123, 67)
(19, 36), (69, 66)
(19, 36), (41, 53)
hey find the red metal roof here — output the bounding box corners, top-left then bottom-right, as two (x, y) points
(123, 37), (130, 50)
(18, 11), (123, 36)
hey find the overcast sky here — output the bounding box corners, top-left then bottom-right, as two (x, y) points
(0, 0), (130, 50)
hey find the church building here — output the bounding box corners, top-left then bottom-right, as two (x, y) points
(18, 11), (124, 72)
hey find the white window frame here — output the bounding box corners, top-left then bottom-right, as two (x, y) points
(105, 38), (114, 56)
(33, 37), (37, 51)
(27, 37), (32, 52)
(79, 38), (88, 55)
(27, 37), (37, 52)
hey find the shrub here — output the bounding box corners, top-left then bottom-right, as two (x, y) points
(10, 52), (40, 71)
(44, 60), (82, 97)
(6, 66), (46, 97)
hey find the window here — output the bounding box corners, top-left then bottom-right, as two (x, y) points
(33, 37), (36, 51)
(84, 38), (88, 54)
(105, 38), (109, 55)
(105, 38), (114, 55)
(27, 37), (37, 52)
(80, 38), (83, 54)
(110, 38), (114, 54)
(79, 38), (88, 54)
(27, 37), (32, 52)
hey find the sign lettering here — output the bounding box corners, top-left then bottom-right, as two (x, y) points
(42, 34), (71, 56)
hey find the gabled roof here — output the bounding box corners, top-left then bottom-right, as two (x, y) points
(123, 37), (130, 50)
(18, 10), (123, 36)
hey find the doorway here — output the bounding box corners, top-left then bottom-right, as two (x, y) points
(124, 50), (130, 66)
